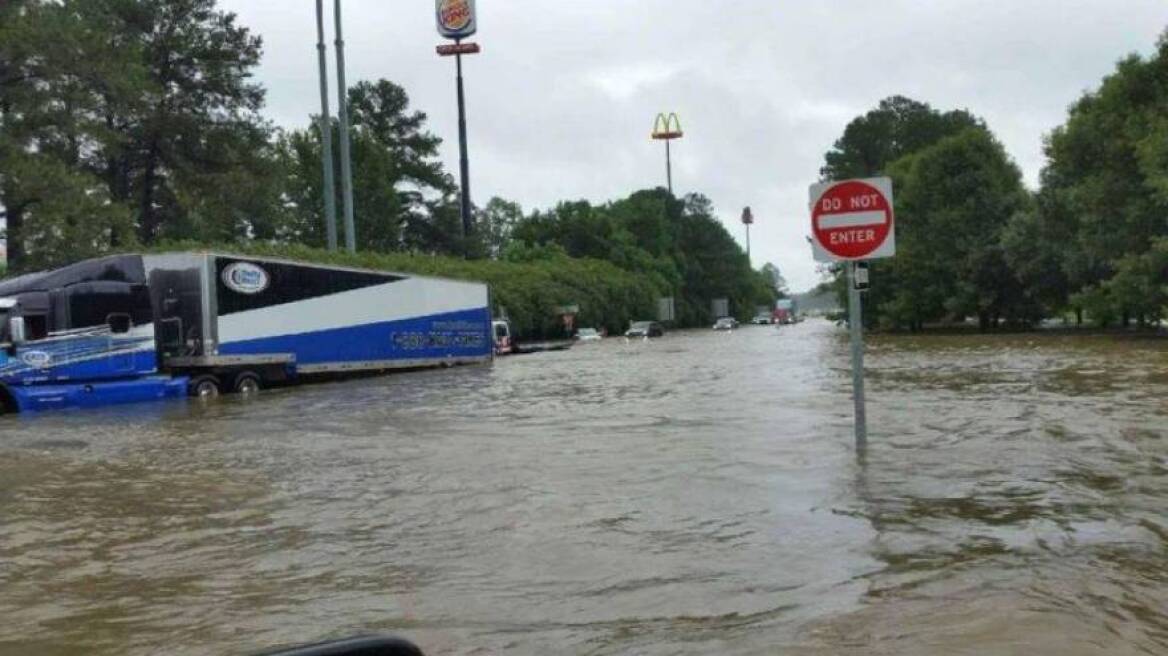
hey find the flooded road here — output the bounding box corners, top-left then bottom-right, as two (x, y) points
(1, 320), (1166, 655)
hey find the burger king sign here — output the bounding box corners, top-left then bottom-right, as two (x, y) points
(436, 0), (476, 39)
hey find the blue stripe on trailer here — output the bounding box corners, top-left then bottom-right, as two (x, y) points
(216, 307), (492, 365)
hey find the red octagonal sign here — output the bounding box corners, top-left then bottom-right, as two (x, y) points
(809, 177), (895, 261)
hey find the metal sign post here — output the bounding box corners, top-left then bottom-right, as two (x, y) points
(435, 0), (479, 248)
(808, 177), (894, 450)
(846, 261), (867, 447)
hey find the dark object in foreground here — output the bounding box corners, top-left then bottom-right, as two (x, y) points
(257, 635), (424, 656)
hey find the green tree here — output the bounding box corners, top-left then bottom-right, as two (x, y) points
(477, 197), (522, 258)
(0, 0), (138, 269)
(280, 79), (457, 253)
(761, 262), (788, 297)
(821, 95), (982, 181)
(876, 128), (1033, 330)
(507, 188), (772, 326)
(820, 97), (1034, 331)
(1041, 31), (1168, 325)
(94, 0), (270, 243)
(1, 0), (278, 268)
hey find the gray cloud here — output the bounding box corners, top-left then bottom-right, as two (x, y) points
(221, 0), (1168, 291)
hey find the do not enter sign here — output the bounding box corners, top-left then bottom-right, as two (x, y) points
(809, 177), (895, 261)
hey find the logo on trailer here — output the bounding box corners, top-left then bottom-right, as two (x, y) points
(20, 351), (51, 368)
(436, 0), (476, 38)
(222, 262), (270, 295)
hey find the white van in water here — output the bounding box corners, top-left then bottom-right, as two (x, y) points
(492, 319), (512, 355)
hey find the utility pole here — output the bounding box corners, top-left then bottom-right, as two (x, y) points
(334, 0), (356, 253)
(315, 0), (338, 251)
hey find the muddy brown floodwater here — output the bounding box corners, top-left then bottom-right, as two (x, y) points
(1, 319), (1166, 655)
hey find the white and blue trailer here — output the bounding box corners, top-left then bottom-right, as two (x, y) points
(0, 252), (493, 413)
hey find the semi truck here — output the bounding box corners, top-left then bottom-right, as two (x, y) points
(774, 298), (797, 324)
(0, 252), (493, 413)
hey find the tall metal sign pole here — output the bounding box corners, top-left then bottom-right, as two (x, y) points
(809, 177), (895, 449)
(435, 0), (479, 244)
(651, 113), (683, 195)
(740, 206), (753, 262)
(334, 0), (356, 253)
(315, 0), (338, 251)
(846, 261), (866, 444)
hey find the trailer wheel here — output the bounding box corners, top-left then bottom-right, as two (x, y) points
(189, 375), (221, 398)
(233, 372), (261, 395)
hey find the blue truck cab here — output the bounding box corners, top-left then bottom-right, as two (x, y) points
(0, 264), (187, 413)
(0, 253), (493, 414)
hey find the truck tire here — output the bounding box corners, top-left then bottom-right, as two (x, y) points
(189, 375), (221, 398)
(232, 372), (261, 395)
(0, 385), (16, 414)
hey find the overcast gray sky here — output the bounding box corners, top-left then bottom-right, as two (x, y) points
(221, 0), (1167, 292)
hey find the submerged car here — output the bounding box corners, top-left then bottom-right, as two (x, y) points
(750, 313), (773, 324)
(713, 317), (739, 330)
(624, 321), (664, 338)
(575, 327), (602, 341)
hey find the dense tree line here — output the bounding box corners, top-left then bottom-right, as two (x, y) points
(823, 32), (1168, 330)
(0, 0), (776, 333)
(0, 0), (463, 265)
(507, 190), (777, 325)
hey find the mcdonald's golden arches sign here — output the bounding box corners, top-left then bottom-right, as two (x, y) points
(651, 113), (683, 140)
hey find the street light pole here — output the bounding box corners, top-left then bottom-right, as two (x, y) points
(334, 0), (356, 253)
(315, 0), (338, 251)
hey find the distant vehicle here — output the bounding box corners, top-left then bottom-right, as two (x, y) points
(750, 313), (773, 325)
(712, 317), (739, 330)
(575, 327), (602, 341)
(492, 319), (512, 355)
(775, 298), (797, 325)
(625, 321), (664, 338)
